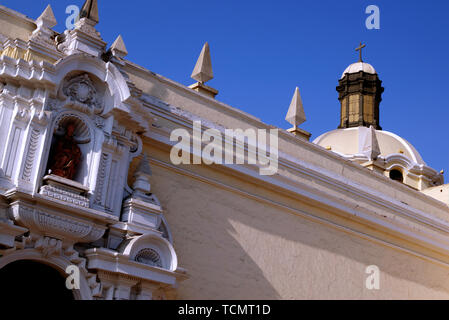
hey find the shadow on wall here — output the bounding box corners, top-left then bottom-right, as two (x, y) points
(148, 161), (449, 300)
(136, 74), (449, 299)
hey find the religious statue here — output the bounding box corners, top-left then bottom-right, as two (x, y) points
(48, 123), (82, 180)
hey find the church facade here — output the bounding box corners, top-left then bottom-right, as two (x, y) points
(1, 1), (449, 300)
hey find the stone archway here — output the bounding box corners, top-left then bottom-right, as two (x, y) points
(0, 260), (74, 300)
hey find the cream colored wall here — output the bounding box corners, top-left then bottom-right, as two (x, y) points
(0, 8), (35, 41)
(141, 145), (449, 300)
(422, 185), (449, 204)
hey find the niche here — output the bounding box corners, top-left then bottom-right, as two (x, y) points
(46, 114), (91, 186)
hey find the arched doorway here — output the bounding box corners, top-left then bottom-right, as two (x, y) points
(0, 260), (74, 300)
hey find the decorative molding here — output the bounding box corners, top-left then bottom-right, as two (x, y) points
(21, 128), (40, 181)
(9, 203), (106, 243)
(94, 152), (108, 206)
(40, 184), (89, 208)
(34, 236), (62, 257)
(39, 175), (90, 208)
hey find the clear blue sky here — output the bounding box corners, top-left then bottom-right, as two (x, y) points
(4, 0), (449, 179)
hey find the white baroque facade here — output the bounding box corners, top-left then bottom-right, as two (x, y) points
(2, 1), (449, 300)
(0, 2), (187, 300)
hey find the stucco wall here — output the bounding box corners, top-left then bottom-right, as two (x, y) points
(0, 8), (35, 41)
(144, 147), (449, 300)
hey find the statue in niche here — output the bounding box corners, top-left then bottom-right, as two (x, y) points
(48, 123), (82, 180)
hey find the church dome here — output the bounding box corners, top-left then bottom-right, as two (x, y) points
(319, 43), (443, 190)
(313, 127), (425, 165)
(341, 62), (376, 79)
(313, 127), (443, 190)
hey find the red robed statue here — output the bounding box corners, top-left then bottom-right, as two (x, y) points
(49, 123), (82, 180)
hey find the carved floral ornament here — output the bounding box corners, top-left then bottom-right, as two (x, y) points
(62, 74), (103, 115)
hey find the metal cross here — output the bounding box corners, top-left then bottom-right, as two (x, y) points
(355, 42), (366, 62)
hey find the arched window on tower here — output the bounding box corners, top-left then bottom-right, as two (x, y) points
(389, 169), (403, 183)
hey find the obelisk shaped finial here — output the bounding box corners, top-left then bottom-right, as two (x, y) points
(359, 125), (381, 160)
(36, 4), (57, 29)
(191, 42), (214, 84)
(132, 153), (152, 195)
(189, 42), (218, 98)
(80, 0), (99, 24)
(110, 35), (128, 58)
(286, 87), (311, 141)
(31, 5), (57, 44)
(286, 87), (306, 127)
(135, 153), (152, 177)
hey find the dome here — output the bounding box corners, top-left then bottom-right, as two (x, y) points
(313, 127), (425, 165)
(312, 127), (446, 190)
(341, 62), (376, 79)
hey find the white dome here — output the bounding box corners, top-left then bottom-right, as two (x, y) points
(341, 62), (376, 79)
(313, 127), (425, 165)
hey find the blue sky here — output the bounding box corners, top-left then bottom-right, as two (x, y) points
(3, 0), (449, 179)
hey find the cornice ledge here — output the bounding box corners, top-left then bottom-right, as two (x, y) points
(0, 5), (37, 27)
(4, 188), (118, 224)
(0, 55), (56, 86)
(143, 128), (449, 236)
(140, 107), (449, 220)
(85, 248), (189, 284)
(123, 60), (261, 122)
(148, 155), (449, 263)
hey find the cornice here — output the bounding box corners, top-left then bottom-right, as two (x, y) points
(123, 60), (262, 123)
(0, 5), (36, 28)
(85, 247), (189, 284)
(145, 149), (449, 266)
(140, 93), (449, 212)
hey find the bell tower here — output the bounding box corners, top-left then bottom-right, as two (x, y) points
(337, 43), (384, 130)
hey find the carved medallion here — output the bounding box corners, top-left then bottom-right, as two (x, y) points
(62, 74), (103, 114)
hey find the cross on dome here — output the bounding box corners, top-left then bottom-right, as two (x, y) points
(355, 42), (366, 62)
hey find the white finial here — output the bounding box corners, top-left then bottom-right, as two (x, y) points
(36, 5), (57, 29)
(110, 35), (128, 58)
(359, 126), (381, 160)
(285, 87), (306, 128)
(133, 154), (152, 194)
(135, 153), (152, 176)
(191, 42), (214, 83)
